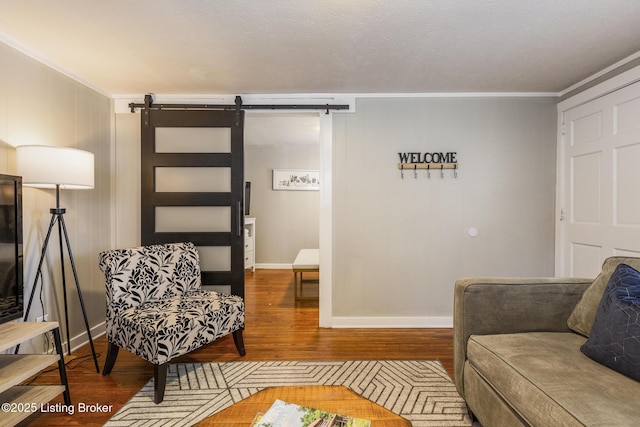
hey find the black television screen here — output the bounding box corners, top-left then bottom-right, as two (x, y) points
(0, 174), (23, 324)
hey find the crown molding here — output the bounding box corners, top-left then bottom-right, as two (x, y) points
(560, 50), (640, 101)
(0, 33), (111, 98)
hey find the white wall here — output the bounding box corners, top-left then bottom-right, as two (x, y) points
(331, 97), (558, 326)
(113, 113), (141, 249)
(0, 41), (111, 351)
(245, 143), (319, 266)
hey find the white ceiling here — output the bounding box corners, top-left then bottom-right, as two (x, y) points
(2, 0), (640, 96)
(2, 1), (640, 147)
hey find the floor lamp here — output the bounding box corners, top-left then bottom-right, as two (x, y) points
(16, 145), (99, 372)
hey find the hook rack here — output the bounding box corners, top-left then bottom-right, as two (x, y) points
(398, 163), (459, 179)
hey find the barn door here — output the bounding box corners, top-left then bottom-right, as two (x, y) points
(140, 95), (245, 297)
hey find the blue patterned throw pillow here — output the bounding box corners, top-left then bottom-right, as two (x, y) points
(581, 263), (640, 381)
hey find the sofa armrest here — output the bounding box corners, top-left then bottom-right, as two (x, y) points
(453, 277), (591, 395)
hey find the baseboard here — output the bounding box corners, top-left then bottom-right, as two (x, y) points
(330, 316), (453, 328)
(68, 320), (106, 354)
(255, 263), (293, 270)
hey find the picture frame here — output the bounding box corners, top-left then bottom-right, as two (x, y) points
(272, 169), (320, 191)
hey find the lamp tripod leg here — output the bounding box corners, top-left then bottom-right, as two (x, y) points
(58, 215), (100, 373)
(56, 216), (71, 357)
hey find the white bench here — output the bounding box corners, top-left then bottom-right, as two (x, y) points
(292, 249), (319, 301)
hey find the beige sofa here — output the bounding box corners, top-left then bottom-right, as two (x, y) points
(454, 257), (640, 426)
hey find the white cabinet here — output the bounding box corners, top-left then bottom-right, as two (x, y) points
(0, 322), (70, 426)
(244, 217), (256, 272)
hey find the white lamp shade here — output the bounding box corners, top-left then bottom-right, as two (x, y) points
(16, 145), (94, 189)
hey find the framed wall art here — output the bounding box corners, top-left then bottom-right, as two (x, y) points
(272, 169), (320, 191)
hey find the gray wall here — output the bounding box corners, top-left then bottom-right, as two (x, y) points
(114, 97), (557, 325)
(332, 97), (557, 322)
(0, 41), (111, 351)
(245, 143), (319, 265)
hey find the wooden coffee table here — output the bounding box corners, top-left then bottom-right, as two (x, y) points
(195, 385), (411, 426)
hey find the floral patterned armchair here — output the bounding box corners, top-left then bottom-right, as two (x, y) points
(98, 242), (245, 403)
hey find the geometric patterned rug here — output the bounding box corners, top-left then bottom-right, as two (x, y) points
(105, 360), (472, 427)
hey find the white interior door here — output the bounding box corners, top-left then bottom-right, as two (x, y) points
(558, 80), (640, 277)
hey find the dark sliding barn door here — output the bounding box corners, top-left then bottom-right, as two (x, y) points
(140, 95), (245, 297)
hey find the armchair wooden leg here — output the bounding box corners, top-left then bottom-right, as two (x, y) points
(154, 363), (168, 404)
(233, 329), (246, 356)
(102, 342), (120, 376)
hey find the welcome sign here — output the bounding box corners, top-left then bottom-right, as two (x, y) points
(398, 152), (457, 164)
(397, 151), (459, 178)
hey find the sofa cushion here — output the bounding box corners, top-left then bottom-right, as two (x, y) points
(581, 263), (640, 381)
(567, 257), (640, 337)
(467, 332), (640, 426)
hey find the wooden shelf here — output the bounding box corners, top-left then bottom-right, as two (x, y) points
(0, 322), (62, 352)
(0, 385), (66, 426)
(0, 322), (70, 427)
(0, 354), (61, 393)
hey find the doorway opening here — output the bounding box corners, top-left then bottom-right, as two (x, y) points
(244, 112), (322, 301)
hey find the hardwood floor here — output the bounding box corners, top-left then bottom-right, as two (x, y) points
(23, 269), (454, 426)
